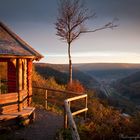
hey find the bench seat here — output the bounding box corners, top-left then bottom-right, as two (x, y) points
(0, 107), (35, 121)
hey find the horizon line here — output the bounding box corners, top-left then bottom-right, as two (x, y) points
(35, 61), (140, 65)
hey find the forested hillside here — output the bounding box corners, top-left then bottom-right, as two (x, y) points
(74, 63), (140, 71)
(34, 63), (99, 89)
(74, 63), (140, 80)
(114, 71), (140, 102)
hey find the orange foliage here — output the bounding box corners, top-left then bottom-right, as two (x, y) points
(79, 98), (140, 140)
(66, 80), (85, 94)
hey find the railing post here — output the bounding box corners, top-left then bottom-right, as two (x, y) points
(64, 100), (81, 140)
(64, 106), (68, 129)
(85, 96), (88, 119)
(0, 78), (1, 94)
(68, 101), (71, 108)
(45, 90), (48, 110)
(64, 100), (72, 129)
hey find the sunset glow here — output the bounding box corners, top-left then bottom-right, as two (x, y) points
(0, 0), (140, 64)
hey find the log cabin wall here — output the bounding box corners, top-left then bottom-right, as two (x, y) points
(0, 58), (29, 114)
(17, 58), (29, 111)
(0, 92), (18, 114)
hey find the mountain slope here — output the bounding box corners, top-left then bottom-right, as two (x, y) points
(34, 63), (99, 88)
(74, 63), (140, 71)
(114, 71), (140, 100)
(74, 63), (140, 80)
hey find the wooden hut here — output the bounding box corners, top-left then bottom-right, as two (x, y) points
(0, 22), (43, 126)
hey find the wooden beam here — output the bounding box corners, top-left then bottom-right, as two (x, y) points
(23, 59), (27, 91)
(45, 90), (48, 109)
(27, 59), (32, 106)
(66, 94), (87, 102)
(72, 108), (88, 116)
(33, 86), (84, 95)
(0, 55), (35, 59)
(18, 59), (22, 91)
(17, 59), (22, 111)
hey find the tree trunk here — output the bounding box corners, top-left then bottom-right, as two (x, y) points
(68, 42), (72, 84)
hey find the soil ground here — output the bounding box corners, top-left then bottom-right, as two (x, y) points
(0, 108), (63, 140)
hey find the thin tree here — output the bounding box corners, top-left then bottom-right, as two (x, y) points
(55, 0), (117, 84)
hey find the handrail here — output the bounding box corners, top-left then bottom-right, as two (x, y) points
(33, 86), (83, 95)
(64, 94), (88, 140)
(33, 86), (88, 140)
(66, 94), (87, 102)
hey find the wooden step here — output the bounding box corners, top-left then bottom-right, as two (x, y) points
(0, 107), (35, 121)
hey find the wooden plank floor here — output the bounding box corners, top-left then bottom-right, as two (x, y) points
(0, 107), (35, 121)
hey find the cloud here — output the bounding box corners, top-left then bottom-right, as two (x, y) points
(42, 52), (140, 64)
(44, 51), (140, 58)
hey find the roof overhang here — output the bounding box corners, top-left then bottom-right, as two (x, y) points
(0, 22), (44, 61)
(0, 55), (42, 61)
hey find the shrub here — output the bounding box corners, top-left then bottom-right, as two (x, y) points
(78, 98), (140, 140)
(32, 68), (65, 109)
(66, 80), (85, 94)
(32, 67), (65, 90)
(46, 77), (65, 90)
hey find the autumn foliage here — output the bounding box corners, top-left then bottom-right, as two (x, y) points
(66, 80), (85, 93)
(78, 98), (140, 140)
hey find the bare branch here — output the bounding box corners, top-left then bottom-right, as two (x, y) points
(81, 22), (118, 34)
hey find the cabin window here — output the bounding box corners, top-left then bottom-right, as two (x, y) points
(0, 62), (8, 94)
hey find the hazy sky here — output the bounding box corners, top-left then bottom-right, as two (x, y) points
(0, 0), (140, 64)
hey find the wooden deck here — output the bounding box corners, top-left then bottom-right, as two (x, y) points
(0, 107), (35, 127)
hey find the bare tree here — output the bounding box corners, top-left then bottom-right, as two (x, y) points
(55, 0), (117, 84)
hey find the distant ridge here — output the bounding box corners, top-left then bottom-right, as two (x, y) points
(73, 63), (140, 71)
(34, 63), (140, 81)
(35, 63), (140, 70)
(33, 63), (99, 89)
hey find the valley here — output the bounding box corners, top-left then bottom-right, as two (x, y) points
(34, 62), (140, 114)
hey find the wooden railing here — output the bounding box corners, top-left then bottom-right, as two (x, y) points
(33, 86), (88, 140)
(33, 86), (84, 109)
(64, 94), (88, 140)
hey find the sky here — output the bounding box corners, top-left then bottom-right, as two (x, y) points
(0, 0), (140, 64)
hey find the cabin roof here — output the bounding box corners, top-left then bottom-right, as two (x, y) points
(0, 22), (43, 60)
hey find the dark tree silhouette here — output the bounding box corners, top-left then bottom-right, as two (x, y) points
(55, 0), (117, 84)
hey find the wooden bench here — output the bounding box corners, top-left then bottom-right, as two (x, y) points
(0, 107), (35, 127)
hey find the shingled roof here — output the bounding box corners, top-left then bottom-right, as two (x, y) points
(0, 22), (43, 60)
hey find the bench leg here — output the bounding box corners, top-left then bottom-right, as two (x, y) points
(30, 111), (35, 123)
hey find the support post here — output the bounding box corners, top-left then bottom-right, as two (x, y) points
(0, 75), (1, 94)
(23, 59), (27, 91)
(17, 59), (22, 111)
(85, 96), (88, 119)
(64, 100), (71, 129)
(27, 59), (32, 106)
(64, 107), (68, 129)
(45, 90), (48, 110)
